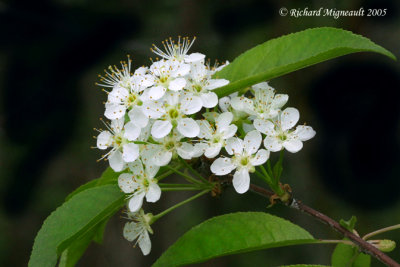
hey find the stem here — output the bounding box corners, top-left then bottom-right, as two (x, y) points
(155, 170), (174, 181)
(165, 165), (202, 185)
(273, 149), (284, 179)
(254, 170), (273, 184)
(180, 158), (209, 184)
(159, 183), (211, 191)
(151, 190), (210, 223)
(258, 165), (284, 196)
(248, 184), (400, 267)
(363, 224), (400, 240)
(161, 187), (204, 191)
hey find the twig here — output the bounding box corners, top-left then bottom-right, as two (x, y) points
(249, 184), (400, 267)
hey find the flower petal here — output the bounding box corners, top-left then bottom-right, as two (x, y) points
(200, 92), (218, 108)
(216, 112), (233, 131)
(250, 149), (270, 166)
(177, 118), (199, 137)
(218, 96), (231, 112)
(272, 94), (288, 109)
(169, 78), (186, 91)
(232, 169), (250, 194)
(145, 164), (160, 178)
(173, 63), (190, 77)
(204, 143), (222, 158)
(293, 125), (316, 141)
(128, 107), (149, 128)
(111, 117), (125, 133)
(283, 139), (303, 153)
(118, 173), (138, 193)
(281, 107), (299, 131)
(210, 157), (236, 175)
(108, 150), (125, 172)
(142, 101), (165, 119)
(122, 143), (140, 162)
(123, 221), (140, 242)
(124, 122), (141, 141)
(147, 85), (166, 100)
(180, 94), (202, 115)
(108, 87), (129, 103)
(253, 119), (275, 135)
(263, 136), (282, 152)
(146, 183), (161, 203)
(154, 148), (172, 166)
(128, 191), (146, 212)
(231, 96), (255, 115)
(97, 131), (112, 149)
(151, 120), (172, 138)
(185, 52), (205, 63)
(221, 124), (237, 139)
(177, 142), (194, 159)
(244, 130), (262, 155)
(193, 143), (207, 157)
(127, 159), (144, 175)
(204, 79), (229, 90)
(138, 229), (151, 256)
(197, 119), (213, 139)
(225, 137), (243, 155)
(105, 103), (126, 120)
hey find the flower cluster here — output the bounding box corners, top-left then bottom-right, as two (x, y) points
(95, 37), (315, 255)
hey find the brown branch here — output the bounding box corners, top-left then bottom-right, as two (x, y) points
(249, 184), (400, 267)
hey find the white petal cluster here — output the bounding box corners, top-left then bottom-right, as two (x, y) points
(95, 38), (316, 255)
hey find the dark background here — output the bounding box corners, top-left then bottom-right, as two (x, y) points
(1, 0), (400, 266)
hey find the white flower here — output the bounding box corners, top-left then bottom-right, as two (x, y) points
(195, 112), (237, 158)
(150, 36), (205, 63)
(123, 209), (153, 255)
(231, 82), (288, 131)
(258, 107), (316, 153)
(145, 59), (190, 100)
(104, 74), (153, 122)
(97, 56), (135, 89)
(143, 91), (202, 138)
(118, 160), (161, 212)
(141, 129), (197, 166)
(96, 117), (141, 171)
(210, 130), (270, 194)
(185, 62), (229, 108)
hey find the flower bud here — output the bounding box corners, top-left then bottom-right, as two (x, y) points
(369, 239), (396, 252)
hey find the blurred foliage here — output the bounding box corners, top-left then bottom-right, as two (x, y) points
(1, 0), (400, 266)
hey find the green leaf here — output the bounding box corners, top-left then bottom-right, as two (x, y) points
(331, 241), (370, 267)
(280, 265), (330, 267)
(29, 185), (125, 267)
(58, 226), (97, 267)
(339, 216), (357, 231)
(153, 212), (315, 267)
(213, 27), (396, 97)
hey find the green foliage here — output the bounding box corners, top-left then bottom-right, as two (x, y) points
(153, 212), (315, 267)
(331, 241), (370, 267)
(29, 185), (125, 267)
(213, 27), (396, 97)
(280, 265), (330, 267)
(339, 216), (357, 232)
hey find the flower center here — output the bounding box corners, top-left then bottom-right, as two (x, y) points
(164, 141), (175, 150)
(193, 84), (203, 93)
(143, 177), (150, 188)
(169, 108), (179, 119)
(279, 133), (287, 141)
(240, 157), (249, 166)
